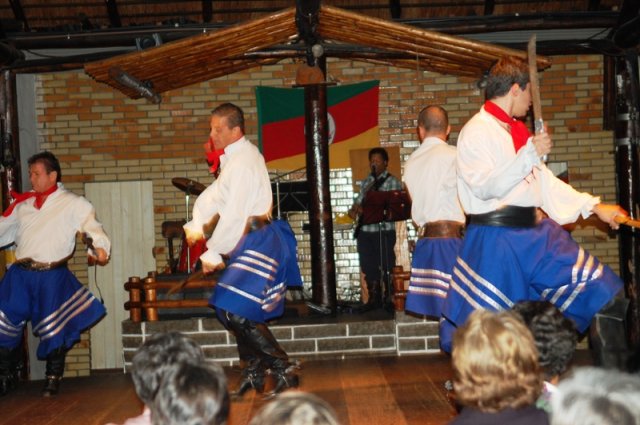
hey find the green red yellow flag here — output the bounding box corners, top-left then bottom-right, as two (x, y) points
(256, 80), (379, 170)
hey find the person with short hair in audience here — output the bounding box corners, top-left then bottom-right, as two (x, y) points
(106, 331), (205, 425)
(512, 300), (578, 413)
(150, 361), (229, 425)
(449, 309), (549, 424)
(550, 366), (640, 425)
(248, 391), (340, 425)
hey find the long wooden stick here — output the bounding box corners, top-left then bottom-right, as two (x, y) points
(527, 34), (544, 135)
(528, 34), (548, 162)
(167, 270), (206, 295)
(615, 215), (640, 229)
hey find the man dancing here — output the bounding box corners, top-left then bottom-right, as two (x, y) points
(0, 151), (110, 396)
(184, 103), (302, 399)
(443, 56), (625, 351)
(403, 105), (464, 351)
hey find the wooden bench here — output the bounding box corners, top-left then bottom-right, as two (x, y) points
(124, 272), (217, 322)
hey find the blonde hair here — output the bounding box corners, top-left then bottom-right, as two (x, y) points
(452, 309), (543, 412)
(248, 392), (340, 425)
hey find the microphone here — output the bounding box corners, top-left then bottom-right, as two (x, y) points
(370, 164), (376, 176)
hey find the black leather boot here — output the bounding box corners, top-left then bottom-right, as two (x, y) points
(590, 297), (630, 370)
(365, 280), (382, 309)
(42, 347), (66, 397)
(263, 366), (300, 400)
(231, 367), (265, 400)
(0, 347), (16, 397)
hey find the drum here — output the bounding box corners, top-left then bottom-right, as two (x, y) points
(178, 237), (208, 273)
(334, 212), (355, 230)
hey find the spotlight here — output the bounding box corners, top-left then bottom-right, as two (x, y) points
(135, 33), (163, 51)
(109, 67), (162, 104)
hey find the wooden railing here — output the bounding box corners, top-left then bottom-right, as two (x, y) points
(124, 272), (217, 322)
(124, 267), (409, 321)
(391, 265), (410, 312)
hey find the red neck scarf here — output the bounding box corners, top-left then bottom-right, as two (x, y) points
(484, 100), (531, 153)
(2, 184), (58, 217)
(204, 137), (225, 176)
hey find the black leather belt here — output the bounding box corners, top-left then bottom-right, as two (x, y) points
(246, 215), (271, 233)
(14, 258), (68, 271)
(467, 206), (537, 228)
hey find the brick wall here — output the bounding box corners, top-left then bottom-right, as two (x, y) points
(121, 312), (441, 370)
(33, 54), (618, 375)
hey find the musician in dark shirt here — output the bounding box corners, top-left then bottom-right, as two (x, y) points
(348, 147), (402, 309)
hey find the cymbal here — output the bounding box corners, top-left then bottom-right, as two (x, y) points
(172, 177), (206, 196)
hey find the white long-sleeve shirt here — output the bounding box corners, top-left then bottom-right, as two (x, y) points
(404, 136), (465, 226)
(184, 137), (272, 266)
(0, 183), (111, 263)
(456, 106), (598, 225)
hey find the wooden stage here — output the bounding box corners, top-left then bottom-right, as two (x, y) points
(0, 354), (457, 425)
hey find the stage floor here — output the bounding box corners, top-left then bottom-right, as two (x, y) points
(0, 353), (457, 425)
(2, 349), (598, 424)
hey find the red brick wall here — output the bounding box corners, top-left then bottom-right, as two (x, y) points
(35, 53), (618, 374)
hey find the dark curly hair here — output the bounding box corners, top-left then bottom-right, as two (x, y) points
(512, 300), (578, 380)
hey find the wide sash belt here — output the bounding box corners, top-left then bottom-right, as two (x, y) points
(418, 220), (464, 239)
(245, 214), (271, 233)
(467, 206), (537, 228)
(14, 257), (69, 271)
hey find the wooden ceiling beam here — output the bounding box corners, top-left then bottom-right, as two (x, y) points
(390, 0), (402, 19)
(9, 0), (28, 32)
(83, 4), (554, 100)
(484, 0), (496, 16)
(105, 0), (122, 28)
(202, 0), (213, 23)
(84, 7), (298, 99)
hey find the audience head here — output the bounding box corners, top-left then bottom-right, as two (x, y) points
(511, 300), (578, 381)
(248, 391), (340, 425)
(452, 309), (543, 413)
(550, 366), (640, 425)
(151, 361), (229, 425)
(131, 331), (205, 405)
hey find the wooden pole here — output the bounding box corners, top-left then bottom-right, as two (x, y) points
(614, 52), (640, 350)
(0, 70), (21, 209)
(304, 83), (337, 315)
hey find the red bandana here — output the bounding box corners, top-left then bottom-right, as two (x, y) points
(204, 137), (225, 175)
(484, 100), (531, 153)
(2, 184), (58, 217)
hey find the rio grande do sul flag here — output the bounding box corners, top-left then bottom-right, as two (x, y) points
(256, 80), (379, 170)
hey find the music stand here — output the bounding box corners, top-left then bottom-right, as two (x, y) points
(359, 190), (411, 311)
(361, 190), (411, 224)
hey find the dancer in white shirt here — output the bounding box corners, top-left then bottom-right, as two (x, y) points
(443, 56), (625, 353)
(184, 103), (302, 399)
(0, 151), (110, 396)
(403, 105), (464, 351)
